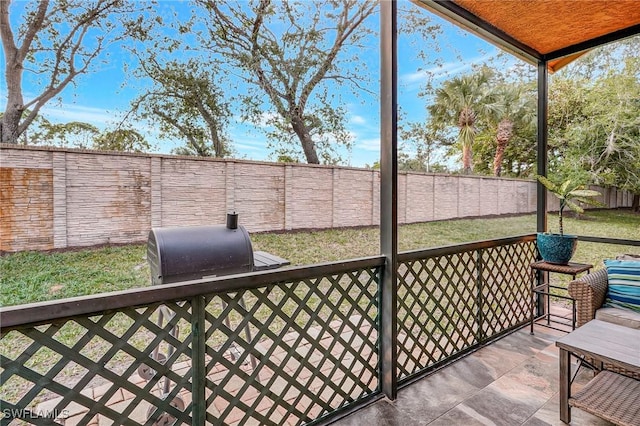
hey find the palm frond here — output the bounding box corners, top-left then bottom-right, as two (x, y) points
(564, 200), (585, 214)
(536, 175), (557, 192)
(560, 179), (572, 193)
(569, 189), (602, 198)
(571, 195), (606, 207)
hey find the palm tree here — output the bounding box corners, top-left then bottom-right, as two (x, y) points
(428, 67), (498, 174)
(492, 85), (536, 176)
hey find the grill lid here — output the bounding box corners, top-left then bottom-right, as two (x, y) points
(147, 223), (254, 285)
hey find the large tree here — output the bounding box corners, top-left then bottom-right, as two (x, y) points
(93, 127), (150, 153)
(563, 58), (640, 212)
(547, 37), (640, 211)
(128, 58), (231, 157)
(399, 120), (449, 173)
(193, 0), (378, 164)
(0, 0), (148, 144)
(35, 121), (100, 148)
(426, 67), (498, 174)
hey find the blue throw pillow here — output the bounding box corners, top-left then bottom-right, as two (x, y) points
(603, 259), (640, 312)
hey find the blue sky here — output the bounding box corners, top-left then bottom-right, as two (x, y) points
(4, 1), (516, 168)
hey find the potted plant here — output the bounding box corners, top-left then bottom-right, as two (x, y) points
(536, 176), (604, 264)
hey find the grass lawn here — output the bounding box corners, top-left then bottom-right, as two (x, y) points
(1, 209), (638, 307)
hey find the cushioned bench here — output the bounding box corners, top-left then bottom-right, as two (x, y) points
(568, 269), (640, 330)
(568, 257), (640, 379)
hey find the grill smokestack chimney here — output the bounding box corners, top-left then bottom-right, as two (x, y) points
(227, 212), (238, 230)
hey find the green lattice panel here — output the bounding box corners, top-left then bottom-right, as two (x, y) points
(202, 268), (379, 425)
(1, 302), (193, 425)
(397, 252), (479, 379)
(481, 241), (537, 336)
(397, 240), (537, 381)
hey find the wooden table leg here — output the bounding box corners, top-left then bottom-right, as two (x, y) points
(559, 347), (571, 423)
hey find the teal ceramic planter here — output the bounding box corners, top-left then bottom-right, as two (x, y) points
(536, 233), (578, 265)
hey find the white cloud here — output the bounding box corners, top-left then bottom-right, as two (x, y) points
(350, 115), (367, 125)
(233, 139), (266, 151)
(400, 51), (497, 90)
(39, 104), (114, 127)
(256, 111), (280, 128)
(355, 138), (380, 152)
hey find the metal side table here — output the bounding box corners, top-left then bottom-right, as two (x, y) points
(530, 260), (592, 334)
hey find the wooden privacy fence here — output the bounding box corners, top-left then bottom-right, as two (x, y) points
(0, 144), (633, 252)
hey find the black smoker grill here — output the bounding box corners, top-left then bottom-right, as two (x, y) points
(140, 214), (289, 424)
(147, 213), (289, 284)
(147, 220), (253, 285)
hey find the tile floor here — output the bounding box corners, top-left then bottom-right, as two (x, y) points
(333, 306), (615, 426)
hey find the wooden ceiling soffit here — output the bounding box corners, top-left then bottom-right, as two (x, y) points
(413, 0), (640, 72)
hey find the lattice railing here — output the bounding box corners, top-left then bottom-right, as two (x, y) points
(1, 236), (538, 425)
(0, 259), (382, 425)
(396, 236), (537, 382)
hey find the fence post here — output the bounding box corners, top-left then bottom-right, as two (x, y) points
(476, 249), (485, 343)
(52, 151), (68, 249)
(192, 296), (206, 426)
